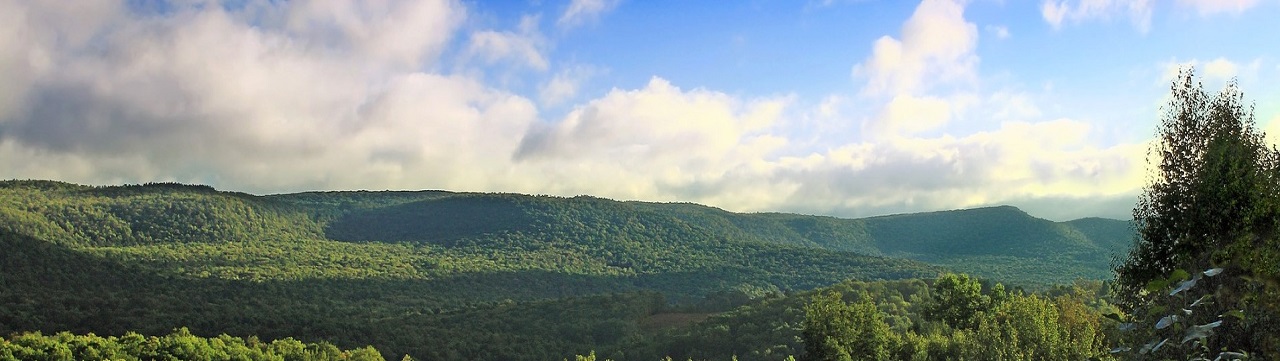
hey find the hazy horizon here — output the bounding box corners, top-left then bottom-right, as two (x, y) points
(3, 178), (1134, 222)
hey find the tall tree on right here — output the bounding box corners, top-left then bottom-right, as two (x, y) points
(1115, 67), (1280, 354)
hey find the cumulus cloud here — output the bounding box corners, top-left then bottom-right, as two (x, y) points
(539, 65), (602, 106)
(278, 0), (464, 70)
(465, 15), (548, 71)
(510, 77), (798, 207)
(0, 0), (1151, 221)
(854, 0), (978, 97)
(1041, 0), (1154, 32)
(0, 0), (124, 127)
(0, 0), (547, 192)
(851, 0), (979, 137)
(1202, 58), (1242, 81)
(515, 77), (788, 168)
(769, 119), (1146, 219)
(557, 0), (620, 30)
(1177, 0), (1261, 15)
(822, 0), (1145, 218)
(510, 77), (1144, 220)
(870, 95), (953, 135)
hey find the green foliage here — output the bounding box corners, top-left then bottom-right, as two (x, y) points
(0, 182), (943, 360)
(1115, 67), (1280, 357)
(0, 181), (321, 247)
(869, 206), (1132, 287)
(0, 328), (385, 361)
(896, 285), (1113, 361)
(648, 279), (934, 361)
(1119, 68), (1280, 292)
(651, 276), (1115, 361)
(801, 290), (893, 361)
(924, 273), (991, 329)
(1111, 267), (1245, 360)
(0, 179), (1136, 360)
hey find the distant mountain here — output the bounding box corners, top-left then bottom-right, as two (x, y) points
(0, 180), (1133, 287)
(286, 191), (1132, 285)
(632, 203), (1133, 286)
(0, 180), (1133, 360)
(855, 206), (1133, 285)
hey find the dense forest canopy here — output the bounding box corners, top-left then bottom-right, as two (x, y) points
(0, 178), (1134, 360)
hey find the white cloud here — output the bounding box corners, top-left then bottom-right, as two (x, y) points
(0, 1), (548, 193)
(539, 65), (602, 106)
(1041, 0), (1154, 32)
(511, 77), (797, 206)
(517, 77), (786, 162)
(853, 0), (978, 97)
(769, 119), (1147, 219)
(817, 95), (844, 118)
(869, 95), (953, 135)
(986, 24), (1011, 39)
(281, 0), (464, 70)
(1160, 57), (1262, 85)
(464, 15), (548, 71)
(1177, 0), (1260, 15)
(988, 91), (1043, 121)
(1203, 58), (1241, 80)
(0, 0), (1153, 222)
(0, 0), (124, 126)
(508, 75), (1146, 220)
(816, 0), (1148, 219)
(557, 0), (620, 30)
(850, 0), (981, 138)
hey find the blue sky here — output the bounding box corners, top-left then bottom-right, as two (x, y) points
(1, 0), (1278, 220)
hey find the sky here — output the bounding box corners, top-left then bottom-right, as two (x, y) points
(2, 0), (1278, 221)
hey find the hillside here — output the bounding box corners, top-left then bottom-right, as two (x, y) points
(857, 206), (1133, 285)
(276, 189), (1133, 286)
(0, 180), (1133, 360)
(624, 204), (1131, 286)
(0, 180), (935, 360)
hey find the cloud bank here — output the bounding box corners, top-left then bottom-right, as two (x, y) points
(1041, 0), (1270, 31)
(0, 0), (1154, 220)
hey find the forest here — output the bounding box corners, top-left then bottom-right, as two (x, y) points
(3, 70), (1278, 360)
(0, 177), (1131, 360)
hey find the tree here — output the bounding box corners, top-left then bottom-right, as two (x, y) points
(1118, 68), (1279, 291)
(1114, 67), (1280, 355)
(924, 273), (991, 330)
(801, 290), (893, 361)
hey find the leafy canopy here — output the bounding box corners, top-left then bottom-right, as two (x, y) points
(1115, 67), (1280, 357)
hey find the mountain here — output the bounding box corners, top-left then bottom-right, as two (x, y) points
(296, 191), (1131, 286)
(855, 206), (1133, 285)
(615, 203), (1134, 286)
(0, 180), (1133, 360)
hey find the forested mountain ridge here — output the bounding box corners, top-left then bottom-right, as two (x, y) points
(1, 180), (1132, 285)
(276, 185), (1133, 285)
(0, 179), (1132, 360)
(0, 180), (938, 360)
(629, 203), (1133, 285)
